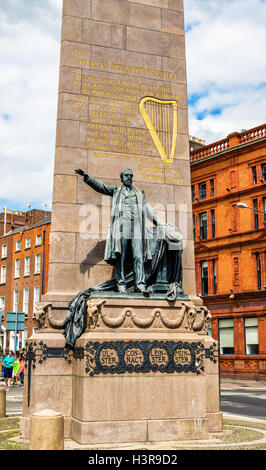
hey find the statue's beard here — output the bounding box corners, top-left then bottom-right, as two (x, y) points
(123, 181), (132, 188)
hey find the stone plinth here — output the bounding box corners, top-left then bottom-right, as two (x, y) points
(21, 296), (222, 444)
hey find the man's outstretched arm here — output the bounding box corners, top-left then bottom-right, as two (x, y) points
(75, 169), (116, 196)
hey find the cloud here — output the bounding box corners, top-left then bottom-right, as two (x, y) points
(184, 0), (266, 142)
(0, 0), (63, 210)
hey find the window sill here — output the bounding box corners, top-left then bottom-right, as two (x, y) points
(34, 272), (41, 276)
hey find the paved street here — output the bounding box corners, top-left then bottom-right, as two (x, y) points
(220, 383), (266, 421)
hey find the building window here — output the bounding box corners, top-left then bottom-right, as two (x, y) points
(0, 266), (6, 284)
(213, 260), (217, 294)
(263, 197), (266, 224)
(252, 166), (257, 185)
(13, 290), (19, 312)
(211, 209), (215, 238)
(199, 212), (207, 240)
(22, 328), (28, 348)
(0, 297), (5, 317)
(219, 319), (234, 355)
(23, 288), (29, 317)
(199, 181), (207, 200)
(253, 199), (258, 229)
(15, 240), (21, 252)
(262, 163), (266, 181)
(1, 245), (7, 259)
(193, 214), (195, 240)
(14, 259), (20, 278)
(210, 179), (215, 197)
(255, 252), (261, 290)
(200, 261), (208, 295)
(25, 238), (31, 249)
(35, 234), (42, 246)
(232, 256), (240, 287)
(33, 286), (40, 312)
(35, 254), (41, 274)
(229, 169), (237, 189)
(245, 317), (259, 355)
(24, 256), (30, 276)
(192, 185), (195, 202)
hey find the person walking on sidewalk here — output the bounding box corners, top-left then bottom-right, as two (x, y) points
(3, 351), (14, 388)
(19, 353), (25, 386)
(0, 351), (4, 378)
(12, 352), (20, 387)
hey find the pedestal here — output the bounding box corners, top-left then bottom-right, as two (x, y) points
(21, 296), (222, 444)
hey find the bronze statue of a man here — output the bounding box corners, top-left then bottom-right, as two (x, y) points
(75, 168), (163, 293)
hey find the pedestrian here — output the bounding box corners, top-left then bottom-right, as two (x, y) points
(19, 353), (25, 386)
(3, 351), (14, 388)
(12, 352), (20, 387)
(0, 350), (4, 378)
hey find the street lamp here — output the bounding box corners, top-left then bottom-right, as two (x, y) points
(237, 202), (266, 215)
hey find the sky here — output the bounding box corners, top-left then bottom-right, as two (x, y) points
(0, 0), (265, 212)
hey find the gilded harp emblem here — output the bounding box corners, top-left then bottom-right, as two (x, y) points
(139, 97), (178, 167)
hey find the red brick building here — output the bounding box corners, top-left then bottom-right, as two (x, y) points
(0, 210), (51, 352)
(190, 124), (266, 380)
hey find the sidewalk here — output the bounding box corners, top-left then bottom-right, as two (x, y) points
(220, 378), (266, 391)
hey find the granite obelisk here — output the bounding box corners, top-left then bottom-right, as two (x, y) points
(21, 0), (222, 444)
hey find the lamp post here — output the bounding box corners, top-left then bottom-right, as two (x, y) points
(237, 202), (266, 215)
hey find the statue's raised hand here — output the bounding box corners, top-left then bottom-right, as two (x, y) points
(75, 168), (85, 177)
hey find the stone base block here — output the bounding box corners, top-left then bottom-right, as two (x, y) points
(70, 418), (147, 445)
(70, 417), (208, 445)
(148, 418), (208, 442)
(206, 412), (223, 433)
